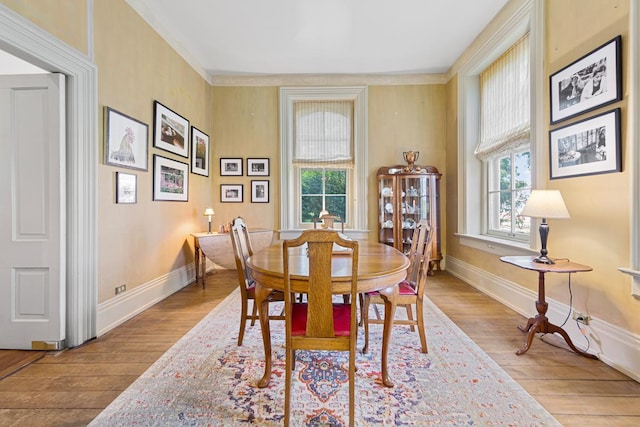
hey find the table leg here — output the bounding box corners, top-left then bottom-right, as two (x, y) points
(255, 282), (274, 388)
(377, 284), (399, 388)
(516, 271), (598, 359)
(200, 250), (206, 288)
(194, 245), (202, 287)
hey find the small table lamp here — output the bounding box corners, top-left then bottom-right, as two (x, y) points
(203, 208), (215, 234)
(521, 190), (570, 264)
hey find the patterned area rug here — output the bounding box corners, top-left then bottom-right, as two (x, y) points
(89, 289), (560, 426)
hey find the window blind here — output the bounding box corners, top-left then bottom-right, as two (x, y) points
(293, 100), (354, 168)
(475, 33), (530, 160)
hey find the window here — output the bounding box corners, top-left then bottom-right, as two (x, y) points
(478, 34), (531, 241)
(294, 100), (352, 224)
(457, 0), (543, 252)
(280, 87), (368, 238)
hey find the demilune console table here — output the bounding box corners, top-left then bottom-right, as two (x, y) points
(500, 256), (598, 359)
(191, 229), (274, 287)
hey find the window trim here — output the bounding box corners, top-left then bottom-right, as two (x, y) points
(456, 0), (544, 254)
(280, 87), (368, 235)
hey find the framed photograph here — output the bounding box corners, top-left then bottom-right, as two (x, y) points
(105, 107), (149, 171)
(247, 158), (270, 176)
(549, 108), (621, 180)
(153, 154), (189, 201)
(251, 180), (269, 203)
(220, 158), (243, 176)
(153, 101), (189, 157)
(191, 127), (210, 176)
(221, 184), (243, 203)
(550, 35), (622, 124)
(115, 172), (137, 204)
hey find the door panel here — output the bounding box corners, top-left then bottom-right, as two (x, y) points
(0, 73), (65, 349)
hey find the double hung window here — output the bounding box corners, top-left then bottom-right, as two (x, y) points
(476, 33), (532, 241)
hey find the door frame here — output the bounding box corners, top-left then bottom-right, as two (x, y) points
(0, 4), (98, 347)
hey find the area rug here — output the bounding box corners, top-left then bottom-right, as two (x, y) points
(89, 288), (560, 426)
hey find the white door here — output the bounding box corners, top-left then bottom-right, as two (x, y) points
(0, 73), (66, 350)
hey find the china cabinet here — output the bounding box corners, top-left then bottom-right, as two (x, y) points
(377, 165), (442, 273)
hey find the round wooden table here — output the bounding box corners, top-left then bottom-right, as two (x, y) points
(247, 240), (410, 388)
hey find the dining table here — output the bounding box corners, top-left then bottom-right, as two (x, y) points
(246, 239), (410, 388)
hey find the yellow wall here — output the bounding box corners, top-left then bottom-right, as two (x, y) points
(446, 0), (638, 336)
(0, 0), (87, 54)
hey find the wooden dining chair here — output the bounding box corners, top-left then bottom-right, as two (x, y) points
(230, 217), (284, 346)
(362, 219), (433, 354)
(283, 229), (359, 427)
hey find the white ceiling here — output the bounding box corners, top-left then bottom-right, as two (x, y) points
(127, 0), (508, 80)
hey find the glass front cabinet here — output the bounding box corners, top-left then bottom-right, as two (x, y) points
(377, 165), (442, 274)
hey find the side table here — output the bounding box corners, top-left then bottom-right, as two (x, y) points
(191, 230), (274, 288)
(500, 256), (598, 359)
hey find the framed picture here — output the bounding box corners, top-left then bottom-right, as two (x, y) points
(153, 101), (189, 157)
(220, 158), (243, 176)
(549, 108), (621, 180)
(153, 154), (189, 201)
(550, 35), (622, 124)
(105, 107), (149, 171)
(115, 172), (137, 204)
(191, 127), (210, 176)
(247, 158), (270, 176)
(221, 184), (243, 203)
(251, 180), (269, 203)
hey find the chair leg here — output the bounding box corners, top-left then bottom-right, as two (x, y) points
(238, 297), (248, 346)
(415, 299), (428, 353)
(250, 300), (258, 326)
(349, 350), (355, 427)
(284, 344), (292, 425)
(406, 304), (416, 332)
(362, 295), (370, 354)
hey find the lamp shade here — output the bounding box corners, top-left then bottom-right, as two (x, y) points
(521, 190), (570, 219)
(203, 208), (215, 216)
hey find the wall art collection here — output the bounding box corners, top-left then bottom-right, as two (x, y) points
(549, 35), (622, 179)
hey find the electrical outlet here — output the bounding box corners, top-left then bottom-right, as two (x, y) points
(572, 311), (590, 325)
(115, 284), (126, 295)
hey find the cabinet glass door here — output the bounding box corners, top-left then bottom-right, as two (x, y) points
(399, 176), (429, 255)
(379, 177), (395, 246)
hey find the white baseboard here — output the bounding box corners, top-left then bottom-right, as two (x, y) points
(97, 262), (206, 337)
(445, 255), (640, 383)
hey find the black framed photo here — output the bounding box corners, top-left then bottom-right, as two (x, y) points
(105, 107), (149, 171)
(251, 180), (269, 203)
(220, 158), (243, 176)
(153, 101), (189, 157)
(153, 154), (189, 201)
(550, 35), (622, 124)
(221, 184), (243, 203)
(115, 172), (137, 204)
(247, 158), (270, 176)
(549, 108), (621, 180)
(190, 126), (210, 176)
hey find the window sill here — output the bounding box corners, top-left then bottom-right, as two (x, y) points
(456, 233), (537, 257)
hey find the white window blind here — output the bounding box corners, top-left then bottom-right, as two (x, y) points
(293, 100), (354, 168)
(475, 33), (530, 160)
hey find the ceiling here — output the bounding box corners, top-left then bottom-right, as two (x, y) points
(126, 0), (508, 82)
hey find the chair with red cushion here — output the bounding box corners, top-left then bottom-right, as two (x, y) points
(230, 217), (284, 346)
(282, 229), (358, 427)
(362, 219), (433, 354)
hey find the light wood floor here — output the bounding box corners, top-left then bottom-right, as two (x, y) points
(0, 269), (639, 426)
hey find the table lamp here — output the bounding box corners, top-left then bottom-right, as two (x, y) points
(520, 190), (570, 264)
(203, 208), (215, 234)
